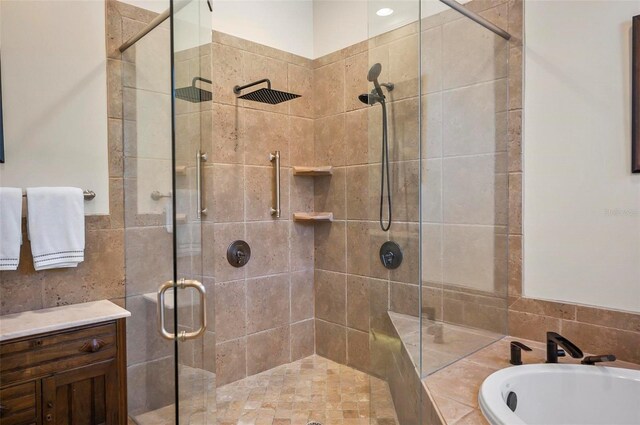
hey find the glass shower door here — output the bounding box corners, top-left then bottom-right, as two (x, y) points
(171, 0), (215, 423)
(123, 0), (212, 423)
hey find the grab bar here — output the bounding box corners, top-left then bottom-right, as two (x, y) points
(196, 150), (207, 219)
(270, 151), (281, 218)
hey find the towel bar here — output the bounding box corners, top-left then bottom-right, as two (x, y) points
(22, 189), (96, 201)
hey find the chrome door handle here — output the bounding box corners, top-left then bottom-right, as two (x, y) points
(157, 279), (207, 341)
(196, 150), (208, 219)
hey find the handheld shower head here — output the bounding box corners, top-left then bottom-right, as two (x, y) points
(367, 63), (385, 98)
(367, 63), (382, 82)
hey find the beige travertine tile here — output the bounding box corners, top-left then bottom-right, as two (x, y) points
(314, 221), (347, 273)
(291, 270), (314, 322)
(314, 60), (345, 118)
(508, 310), (561, 342)
(422, 26), (443, 95)
(442, 154), (507, 226)
(288, 63), (314, 119)
(126, 294), (172, 366)
(347, 328), (371, 372)
(240, 51), (289, 114)
(388, 34), (419, 101)
(107, 59), (123, 119)
(422, 223), (444, 285)
(209, 163), (244, 223)
(562, 320), (640, 364)
(245, 221), (290, 278)
(211, 42), (242, 106)
(508, 46), (523, 110)
(125, 226), (172, 296)
(315, 270), (347, 325)
(290, 320), (315, 361)
(314, 168), (346, 219)
(241, 108), (290, 166)
(390, 160), (420, 222)
(345, 52), (369, 112)
(442, 79), (508, 156)
(108, 118), (124, 178)
(215, 280), (246, 342)
(203, 222), (245, 282)
(441, 8), (508, 90)
(210, 102), (242, 164)
(510, 297), (576, 320)
(422, 93), (443, 159)
(346, 221), (389, 280)
(315, 320), (347, 364)
(389, 97), (420, 161)
(575, 306), (640, 333)
(346, 275), (370, 332)
(345, 109), (369, 165)
(246, 274), (290, 334)
(217, 337), (247, 386)
(453, 409), (490, 425)
(346, 166), (374, 221)
(422, 159), (442, 223)
(244, 165), (290, 221)
(425, 359), (498, 408)
(390, 282), (420, 317)
(290, 222), (314, 272)
(389, 222), (420, 285)
(508, 172), (522, 234)
(290, 116), (314, 166)
(507, 109), (522, 172)
(315, 114), (346, 166)
(246, 326), (290, 375)
(507, 234), (522, 297)
(432, 395), (475, 425)
(508, 0), (523, 46)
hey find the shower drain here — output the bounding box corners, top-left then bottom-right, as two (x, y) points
(307, 422), (323, 425)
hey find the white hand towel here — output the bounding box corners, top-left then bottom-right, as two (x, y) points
(26, 187), (85, 271)
(0, 188), (23, 271)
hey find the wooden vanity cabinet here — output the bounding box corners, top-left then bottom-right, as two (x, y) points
(0, 319), (127, 425)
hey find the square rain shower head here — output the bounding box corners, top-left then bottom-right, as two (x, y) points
(176, 77), (212, 103)
(237, 87), (301, 105)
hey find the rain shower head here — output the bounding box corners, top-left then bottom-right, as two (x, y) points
(176, 77), (212, 103)
(233, 79), (301, 105)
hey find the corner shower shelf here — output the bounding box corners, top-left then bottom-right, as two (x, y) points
(292, 166), (333, 176)
(293, 212), (334, 222)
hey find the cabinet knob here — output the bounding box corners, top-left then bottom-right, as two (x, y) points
(79, 338), (107, 353)
(46, 413), (53, 422)
(47, 401), (54, 408)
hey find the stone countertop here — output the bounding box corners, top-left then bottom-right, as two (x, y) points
(0, 300), (130, 342)
(423, 336), (640, 425)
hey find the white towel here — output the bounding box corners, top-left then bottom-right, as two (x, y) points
(26, 187), (85, 271)
(0, 188), (23, 271)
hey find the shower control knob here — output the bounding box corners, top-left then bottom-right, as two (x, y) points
(227, 240), (251, 268)
(380, 241), (403, 270)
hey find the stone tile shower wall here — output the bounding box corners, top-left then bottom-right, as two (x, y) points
(312, 26), (422, 374)
(208, 32), (316, 386)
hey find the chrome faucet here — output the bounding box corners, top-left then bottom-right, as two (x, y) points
(546, 332), (583, 363)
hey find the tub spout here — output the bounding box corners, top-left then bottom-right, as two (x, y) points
(546, 332), (583, 363)
(581, 354), (616, 365)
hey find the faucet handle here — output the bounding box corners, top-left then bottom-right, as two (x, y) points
(510, 341), (532, 365)
(557, 348), (566, 358)
(581, 354), (616, 365)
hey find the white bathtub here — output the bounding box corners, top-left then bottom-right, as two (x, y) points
(479, 364), (640, 425)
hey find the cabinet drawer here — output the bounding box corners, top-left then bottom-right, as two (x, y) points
(0, 381), (38, 425)
(0, 323), (117, 387)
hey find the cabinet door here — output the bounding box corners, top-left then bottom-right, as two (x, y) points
(42, 360), (119, 425)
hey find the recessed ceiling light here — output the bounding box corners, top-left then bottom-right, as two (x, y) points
(376, 7), (394, 17)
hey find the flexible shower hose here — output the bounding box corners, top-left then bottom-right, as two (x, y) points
(380, 101), (391, 232)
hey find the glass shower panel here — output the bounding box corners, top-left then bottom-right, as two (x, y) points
(420, 0), (509, 379)
(172, 0), (214, 423)
(122, 6), (177, 423)
(366, 0), (423, 423)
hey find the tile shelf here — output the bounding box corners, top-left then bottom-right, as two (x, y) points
(293, 212), (334, 222)
(292, 166), (333, 176)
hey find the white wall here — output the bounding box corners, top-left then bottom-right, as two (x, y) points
(0, 1), (109, 215)
(524, 0), (640, 313)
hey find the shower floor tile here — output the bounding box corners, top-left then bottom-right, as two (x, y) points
(131, 355), (399, 425)
(217, 355), (399, 425)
